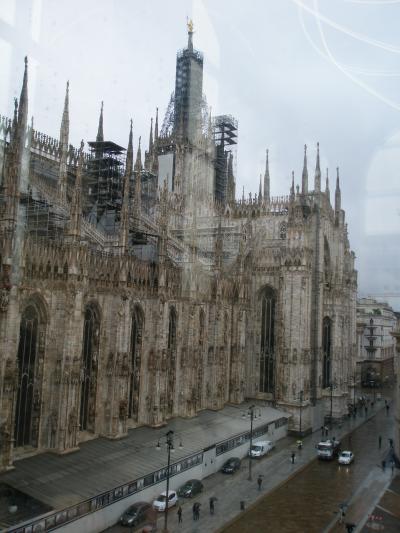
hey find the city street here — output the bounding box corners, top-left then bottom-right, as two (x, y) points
(225, 402), (394, 533)
(105, 397), (395, 533)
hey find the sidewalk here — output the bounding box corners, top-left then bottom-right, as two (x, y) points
(146, 402), (386, 533)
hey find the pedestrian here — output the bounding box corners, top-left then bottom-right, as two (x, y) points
(177, 505), (182, 523)
(209, 498), (215, 515)
(386, 404), (390, 415)
(391, 460), (395, 475)
(389, 438), (393, 448)
(321, 425), (324, 436)
(378, 435), (382, 449)
(339, 508), (346, 524)
(291, 451), (296, 464)
(382, 460), (386, 471)
(354, 406), (357, 417)
(192, 503), (197, 521)
(257, 475), (262, 491)
(364, 406), (368, 417)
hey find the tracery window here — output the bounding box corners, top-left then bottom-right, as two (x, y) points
(199, 309), (205, 347)
(168, 307), (177, 351)
(79, 305), (100, 433)
(322, 316), (332, 388)
(259, 286), (276, 393)
(14, 305), (39, 447)
(279, 222), (287, 239)
(166, 307), (177, 417)
(128, 306), (144, 420)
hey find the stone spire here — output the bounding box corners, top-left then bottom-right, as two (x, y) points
(17, 56), (29, 137)
(302, 144), (308, 195)
(96, 101), (104, 143)
(68, 140), (84, 239)
(133, 136), (142, 223)
(120, 121), (133, 250)
(227, 152), (235, 203)
(154, 107), (159, 142)
(187, 18), (194, 52)
(325, 168), (330, 202)
(335, 166), (341, 215)
(126, 119), (133, 177)
(263, 149), (270, 202)
(58, 81), (69, 203)
(148, 117), (153, 153)
(314, 142), (321, 193)
(290, 171), (295, 201)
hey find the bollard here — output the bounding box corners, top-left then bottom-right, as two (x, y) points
(240, 501), (245, 511)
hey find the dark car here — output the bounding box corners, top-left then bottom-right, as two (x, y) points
(221, 457), (241, 474)
(177, 479), (203, 498)
(119, 501), (152, 527)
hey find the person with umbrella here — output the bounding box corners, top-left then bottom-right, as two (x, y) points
(209, 496), (217, 515)
(194, 502), (201, 520)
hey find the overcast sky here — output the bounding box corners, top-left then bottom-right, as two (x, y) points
(1, 0), (399, 309)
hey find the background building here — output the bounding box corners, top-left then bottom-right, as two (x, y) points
(0, 25), (357, 471)
(356, 298), (397, 387)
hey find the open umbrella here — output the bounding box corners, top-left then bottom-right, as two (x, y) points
(210, 496), (218, 502)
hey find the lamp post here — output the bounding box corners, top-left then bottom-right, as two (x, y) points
(299, 390), (304, 436)
(156, 430), (182, 533)
(243, 405), (260, 481)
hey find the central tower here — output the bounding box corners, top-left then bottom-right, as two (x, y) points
(173, 20), (204, 144)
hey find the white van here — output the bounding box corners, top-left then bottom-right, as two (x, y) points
(249, 440), (274, 458)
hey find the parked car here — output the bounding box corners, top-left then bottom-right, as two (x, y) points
(177, 479), (203, 498)
(221, 457), (241, 474)
(152, 490), (178, 512)
(338, 450), (354, 465)
(119, 501), (152, 527)
(249, 440), (274, 458)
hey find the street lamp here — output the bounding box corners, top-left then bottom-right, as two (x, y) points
(243, 405), (261, 481)
(156, 430), (182, 533)
(299, 390), (304, 436)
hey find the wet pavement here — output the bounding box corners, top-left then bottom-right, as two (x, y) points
(224, 405), (395, 533)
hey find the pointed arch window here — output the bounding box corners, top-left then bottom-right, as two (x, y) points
(168, 307), (177, 351)
(322, 316), (332, 388)
(259, 287), (276, 393)
(79, 305), (100, 433)
(128, 306), (143, 420)
(14, 305), (39, 447)
(199, 309), (205, 348)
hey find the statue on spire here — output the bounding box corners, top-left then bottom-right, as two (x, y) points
(187, 18), (194, 33)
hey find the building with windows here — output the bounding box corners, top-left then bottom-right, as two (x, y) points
(356, 298), (397, 386)
(0, 24), (357, 470)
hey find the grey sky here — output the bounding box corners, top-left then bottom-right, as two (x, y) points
(1, 0), (399, 308)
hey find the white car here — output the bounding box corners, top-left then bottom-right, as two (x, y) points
(338, 450), (354, 465)
(152, 490), (178, 512)
(249, 440), (274, 458)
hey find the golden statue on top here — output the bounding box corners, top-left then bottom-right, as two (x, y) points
(187, 18), (194, 33)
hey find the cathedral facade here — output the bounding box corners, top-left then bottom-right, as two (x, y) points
(0, 27), (357, 471)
